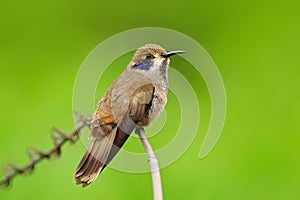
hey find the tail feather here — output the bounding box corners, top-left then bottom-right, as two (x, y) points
(74, 131), (116, 187)
(74, 111), (136, 187)
(75, 141), (97, 178)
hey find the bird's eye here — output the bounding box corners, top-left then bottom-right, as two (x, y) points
(145, 53), (154, 59)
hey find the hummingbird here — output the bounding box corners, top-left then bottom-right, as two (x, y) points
(74, 44), (185, 187)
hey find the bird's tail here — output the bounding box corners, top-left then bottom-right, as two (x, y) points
(74, 130), (116, 187)
(74, 112), (136, 187)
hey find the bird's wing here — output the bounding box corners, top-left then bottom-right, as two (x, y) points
(105, 83), (155, 164)
(128, 83), (155, 123)
(74, 83), (155, 187)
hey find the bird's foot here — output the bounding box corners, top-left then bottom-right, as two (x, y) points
(135, 126), (145, 135)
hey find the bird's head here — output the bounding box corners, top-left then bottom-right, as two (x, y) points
(129, 44), (185, 73)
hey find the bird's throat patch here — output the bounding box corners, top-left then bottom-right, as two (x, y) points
(131, 60), (153, 70)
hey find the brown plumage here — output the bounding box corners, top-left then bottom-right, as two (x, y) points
(74, 44), (184, 187)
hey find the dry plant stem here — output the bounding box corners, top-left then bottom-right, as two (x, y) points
(136, 127), (163, 200)
(0, 117), (90, 188)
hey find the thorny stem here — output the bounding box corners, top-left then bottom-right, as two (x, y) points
(0, 116), (90, 188)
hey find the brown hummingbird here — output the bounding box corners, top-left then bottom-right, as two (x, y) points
(74, 44), (185, 187)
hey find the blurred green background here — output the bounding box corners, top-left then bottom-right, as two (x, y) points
(0, 0), (299, 199)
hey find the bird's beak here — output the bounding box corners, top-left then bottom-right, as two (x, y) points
(162, 50), (186, 58)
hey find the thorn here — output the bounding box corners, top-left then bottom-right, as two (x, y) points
(0, 178), (10, 188)
(74, 112), (92, 127)
(71, 135), (79, 143)
(26, 148), (36, 161)
(51, 135), (60, 145)
(2, 166), (12, 176)
(7, 161), (21, 173)
(52, 127), (66, 138)
(32, 147), (41, 156)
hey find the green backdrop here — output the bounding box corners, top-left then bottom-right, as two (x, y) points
(0, 0), (299, 199)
